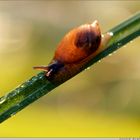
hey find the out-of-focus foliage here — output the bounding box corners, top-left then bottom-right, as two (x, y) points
(0, 1), (140, 137)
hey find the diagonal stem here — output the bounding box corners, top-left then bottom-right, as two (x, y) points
(0, 12), (140, 123)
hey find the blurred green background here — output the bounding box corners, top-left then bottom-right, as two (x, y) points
(0, 1), (140, 137)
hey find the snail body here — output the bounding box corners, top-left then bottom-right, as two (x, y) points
(34, 20), (101, 77)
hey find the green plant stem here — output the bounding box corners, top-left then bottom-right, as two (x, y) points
(0, 12), (140, 123)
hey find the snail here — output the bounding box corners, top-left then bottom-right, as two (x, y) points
(34, 20), (111, 79)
